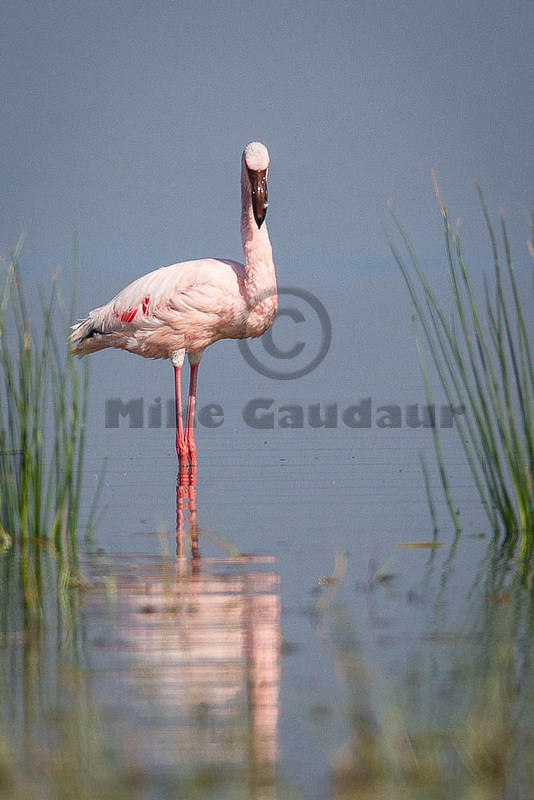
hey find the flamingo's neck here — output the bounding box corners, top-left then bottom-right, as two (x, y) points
(240, 165), (276, 311)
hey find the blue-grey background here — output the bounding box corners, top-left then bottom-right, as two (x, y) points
(2, 0), (533, 534)
(2, 0), (533, 518)
(3, 2), (533, 794)
(2, 0), (533, 282)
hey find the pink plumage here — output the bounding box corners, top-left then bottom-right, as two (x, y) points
(71, 142), (277, 482)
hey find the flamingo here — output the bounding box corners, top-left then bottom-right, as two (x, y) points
(71, 142), (277, 481)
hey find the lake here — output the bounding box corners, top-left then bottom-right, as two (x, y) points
(1, 273), (532, 799)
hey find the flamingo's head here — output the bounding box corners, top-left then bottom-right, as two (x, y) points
(243, 142), (269, 229)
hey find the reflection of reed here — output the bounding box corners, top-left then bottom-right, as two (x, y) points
(319, 544), (534, 800)
(85, 482), (280, 792)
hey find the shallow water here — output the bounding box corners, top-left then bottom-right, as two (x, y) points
(2, 273), (534, 798)
(4, 408), (534, 799)
(0, 427), (490, 791)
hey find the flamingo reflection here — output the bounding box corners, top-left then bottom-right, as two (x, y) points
(86, 480), (280, 796)
(175, 475), (199, 560)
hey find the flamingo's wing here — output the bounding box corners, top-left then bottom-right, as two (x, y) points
(71, 259), (244, 347)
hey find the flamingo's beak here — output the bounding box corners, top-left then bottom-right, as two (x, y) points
(248, 168), (268, 228)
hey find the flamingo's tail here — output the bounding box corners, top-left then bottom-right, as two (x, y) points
(70, 317), (110, 356)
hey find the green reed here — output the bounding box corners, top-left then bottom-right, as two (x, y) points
(387, 182), (534, 545)
(0, 237), (92, 552)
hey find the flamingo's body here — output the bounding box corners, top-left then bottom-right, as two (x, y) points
(71, 142), (276, 481)
(71, 256), (275, 361)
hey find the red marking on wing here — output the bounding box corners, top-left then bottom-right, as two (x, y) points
(142, 295), (150, 314)
(118, 308), (138, 323)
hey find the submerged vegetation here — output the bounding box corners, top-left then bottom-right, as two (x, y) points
(388, 182), (534, 548)
(0, 237), (93, 552)
(318, 543), (534, 800)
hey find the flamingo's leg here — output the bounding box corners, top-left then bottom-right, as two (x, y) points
(185, 363), (199, 483)
(174, 366), (188, 480)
